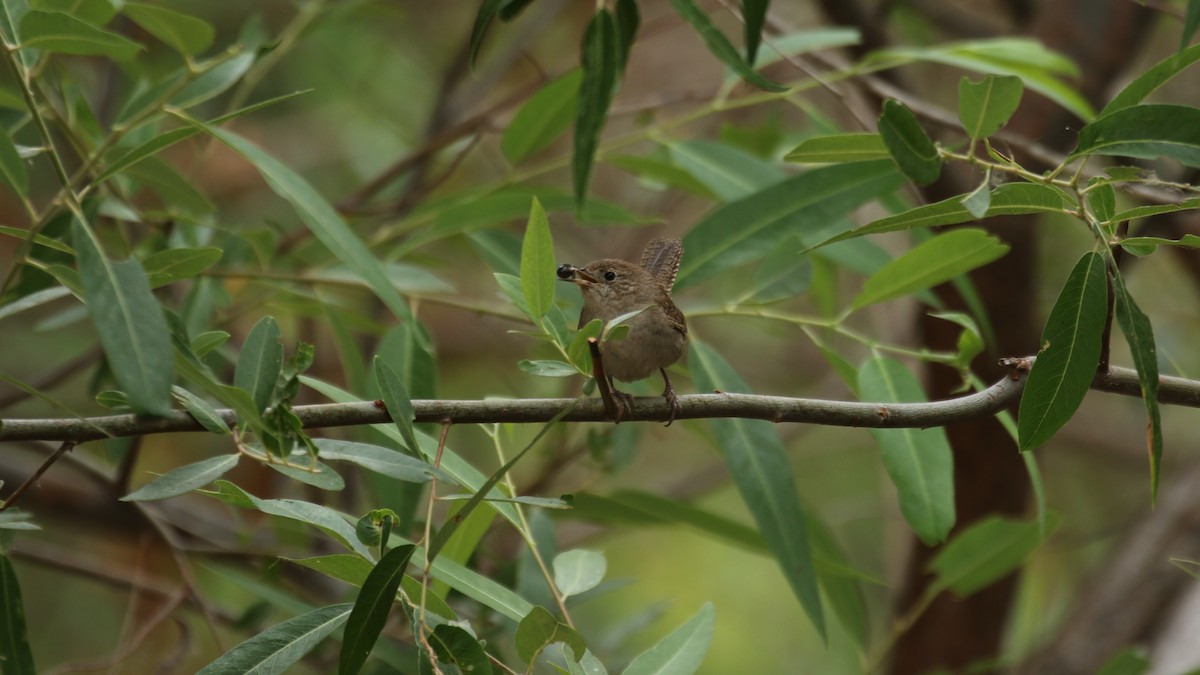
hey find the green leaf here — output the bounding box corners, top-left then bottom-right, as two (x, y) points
(878, 99), (942, 186)
(429, 625), (493, 675)
(174, 119), (417, 325)
(516, 606), (585, 664)
(1112, 198), (1200, 226)
(1183, 0), (1200, 51)
(678, 160), (903, 288)
(339, 545), (416, 675)
(0, 128), (28, 197)
(742, 0), (767, 65)
(960, 177), (991, 219)
(172, 386), (231, 434)
(1087, 182), (1116, 223)
(552, 549), (606, 598)
(604, 153), (716, 197)
(852, 228), (1010, 309)
(929, 513), (1060, 596)
(1097, 648), (1150, 675)
(197, 604), (353, 675)
(520, 197), (555, 320)
(19, 9), (141, 59)
(32, 0), (117, 26)
(142, 247), (222, 288)
(1071, 104), (1200, 168)
(312, 439), (442, 483)
(744, 236), (811, 303)
(122, 2), (213, 56)
(518, 359), (578, 377)
(1102, 43), (1200, 115)
(122, 156), (214, 215)
(574, 9), (620, 206)
(372, 357), (420, 457)
(502, 70), (581, 164)
(666, 0), (785, 92)
(615, 0), (639, 73)
(1119, 233), (1200, 256)
(1018, 251), (1107, 450)
(73, 219), (174, 416)
(1111, 271), (1162, 503)
(467, 0), (504, 66)
(268, 460), (345, 492)
(958, 75), (1023, 141)
(784, 133), (889, 164)
(622, 602), (715, 675)
(122, 454), (239, 502)
(206, 480), (373, 558)
(172, 51), (258, 109)
(234, 316), (283, 413)
(0, 556), (36, 675)
(871, 39), (1093, 121)
(688, 340), (826, 638)
(858, 358), (955, 545)
(668, 139), (784, 200)
(813, 182), (1067, 248)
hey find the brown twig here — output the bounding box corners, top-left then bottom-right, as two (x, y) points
(1, 441), (75, 510)
(588, 338), (619, 420)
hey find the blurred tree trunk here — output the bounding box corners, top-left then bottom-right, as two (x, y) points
(892, 2), (1156, 672)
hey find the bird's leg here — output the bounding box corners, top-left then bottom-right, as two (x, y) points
(609, 376), (633, 423)
(660, 368), (681, 426)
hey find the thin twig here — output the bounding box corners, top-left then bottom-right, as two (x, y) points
(1, 441), (75, 510)
(588, 338), (619, 420)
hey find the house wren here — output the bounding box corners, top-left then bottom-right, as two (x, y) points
(556, 238), (687, 422)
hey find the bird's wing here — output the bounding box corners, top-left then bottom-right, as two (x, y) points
(640, 238), (683, 290)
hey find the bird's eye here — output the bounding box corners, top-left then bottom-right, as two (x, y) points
(603, 270), (617, 281)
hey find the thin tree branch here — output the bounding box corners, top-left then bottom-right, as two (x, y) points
(3, 359), (1197, 443)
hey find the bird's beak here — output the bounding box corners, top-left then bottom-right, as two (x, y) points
(556, 264), (598, 287)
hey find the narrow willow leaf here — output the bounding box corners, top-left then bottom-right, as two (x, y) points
(1018, 251), (1107, 450)
(429, 625), (492, 675)
(123, 2), (213, 56)
(175, 119), (417, 325)
(929, 513), (1060, 596)
(197, 604), (353, 675)
(1111, 272), (1162, 503)
(1071, 104), (1200, 168)
(142, 247), (223, 288)
(19, 10), (141, 59)
(574, 10), (619, 206)
(858, 358), (955, 545)
(813, 182), (1067, 249)
(784, 133), (889, 164)
(339, 545), (416, 675)
(172, 386), (231, 434)
(373, 357), (419, 457)
(1087, 182), (1116, 223)
(1113, 198), (1200, 225)
(878, 99), (942, 186)
(961, 177), (991, 219)
(122, 454), (239, 502)
(742, 0), (768, 65)
(615, 0), (639, 72)
(604, 153), (715, 197)
(1183, 0), (1200, 50)
(518, 359), (577, 377)
(853, 229), (1009, 309)
(1103, 43), (1200, 115)
(1119, 233), (1200, 256)
(0, 556), (35, 675)
(206, 480), (372, 558)
(871, 39), (1093, 121)
(516, 607), (585, 664)
(235, 316), (283, 413)
(552, 549), (606, 598)
(958, 75), (1023, 141)
(172, 51), (258, 109)
(667, 0), (785, 92)
(313, 439), (441, 483)
(73, 220), (174, 416)
(520, 197), (555, 320)
(467, 0), (505, 65)
(623, 603), (715, 675)
(688, 340), (826, 638)
(502, 70), (581, 164)
(123, 156), (214, 215)
(668, 139), (783, 200)
(0, 128), (27, 197)
(678, 160), (902, 288)
(268, 460), (345, 492)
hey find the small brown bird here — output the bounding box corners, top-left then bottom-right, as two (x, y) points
(557, 239), (687, 423)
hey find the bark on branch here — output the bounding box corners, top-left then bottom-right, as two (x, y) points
(1, 361), (1196, 443)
